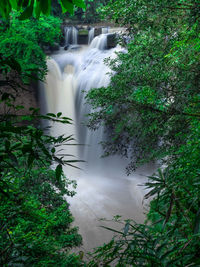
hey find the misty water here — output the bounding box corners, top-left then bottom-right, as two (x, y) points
(40, 27), (155, 251)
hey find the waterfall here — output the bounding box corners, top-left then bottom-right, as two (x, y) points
(90, 34), (107, 50)
(89, 28), (109, 45)
(102, 27), (109, 34)
(88, 27), (94, 44)
(41, 32), (155, 250)
(64, 26), (78, 45)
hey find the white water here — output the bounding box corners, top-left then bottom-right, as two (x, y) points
(90, 34), (108, 50)
(41, 33), (155, 251)
(64, 26), (78, 45)
(102, 27), (109, 34)
(88, 28), (94, 44)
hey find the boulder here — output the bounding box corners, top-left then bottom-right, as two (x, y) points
(94, 27), (102, 37)
(43, 45), (50, 54)
(78, 29), (89, 45)
(69, 45), (81, 50)
(49, 42), (60, 51)
(107, 33), (117, 49)
(78, 35), (88, 44)
(64, 45), (70, 50)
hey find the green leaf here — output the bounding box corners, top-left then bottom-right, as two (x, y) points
(0, 0), (11, 18)
(22, 144), (33, 154)
(56, 164), (62, 181)
(1, 93), (11, 101)
(9, 0), (18, 9)
(46, 113), (56, 117)
(60, 0), (74, 14)
(57, 112), (62, 117)
(40, 0), (51, 15)
(22, 0), (29, 8)
(8, 152), (19, 166)
(73, 0), (86, 9)
(5, 140), (10, 151)
(18, 0), (34, 20)
(34, 0), (41, 18)
(28, 154), (34, 167)
(51, 147), (56, 153)
(7, 58), (22, 72)
(100, 225), (124, 235)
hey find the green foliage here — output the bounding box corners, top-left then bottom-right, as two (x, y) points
(67, 0), (109, 23)
(89, 132), (200, 265)
(0, 95), (84, 265)
(82, 0), (108, 23)
(0, 14), (62, 81)
(86, 0), (200, 171)
(0, 1), (86, 265)
(0, 0), (86, 19)
(0, 91), (83, 265)
(88, 124), (200, 265)
(89, 218), (200, 266)
(86, 0), (200, 265)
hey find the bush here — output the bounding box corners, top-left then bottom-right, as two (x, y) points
(0, 14), (62, 80)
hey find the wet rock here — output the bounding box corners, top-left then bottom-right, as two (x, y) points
(49, 42), (60, 51)
(64, 44), (70, 50)
(78, 35), (88, 44)
(69, 45), (81, 50)
(94, 28), (102, 37)
(43, 45), (50, 52)
(78, 29), (88, 45)
(107, 33), (117, 49)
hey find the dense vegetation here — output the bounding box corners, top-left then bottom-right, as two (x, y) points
(1, 0), (200, 266)
(0, 110), (83, 265)
(0, 0), (85, 266)
(86, 0), (200, 265)
(0, 14), (61, 80)
(75, 0), (109, 23)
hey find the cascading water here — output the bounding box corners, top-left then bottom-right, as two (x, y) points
(88, 27), (94, 44)
(89, 33), (108, 50)
(88, 27), (109, 45)
(102, 27), (109, 34)
(64, 26), (78, 45)
(41, 32), (155, 250)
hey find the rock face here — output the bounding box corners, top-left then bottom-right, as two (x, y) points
(61, 24), (118, 48)
(49, 43), (60, 52)
(107, 33), (117, 49)
(78, 35), (88, 44)
(70, 45), (81, 50)
(0, 75), (39, 116)
(94, 27), (102, 37)
(78, 29), (89, 45)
